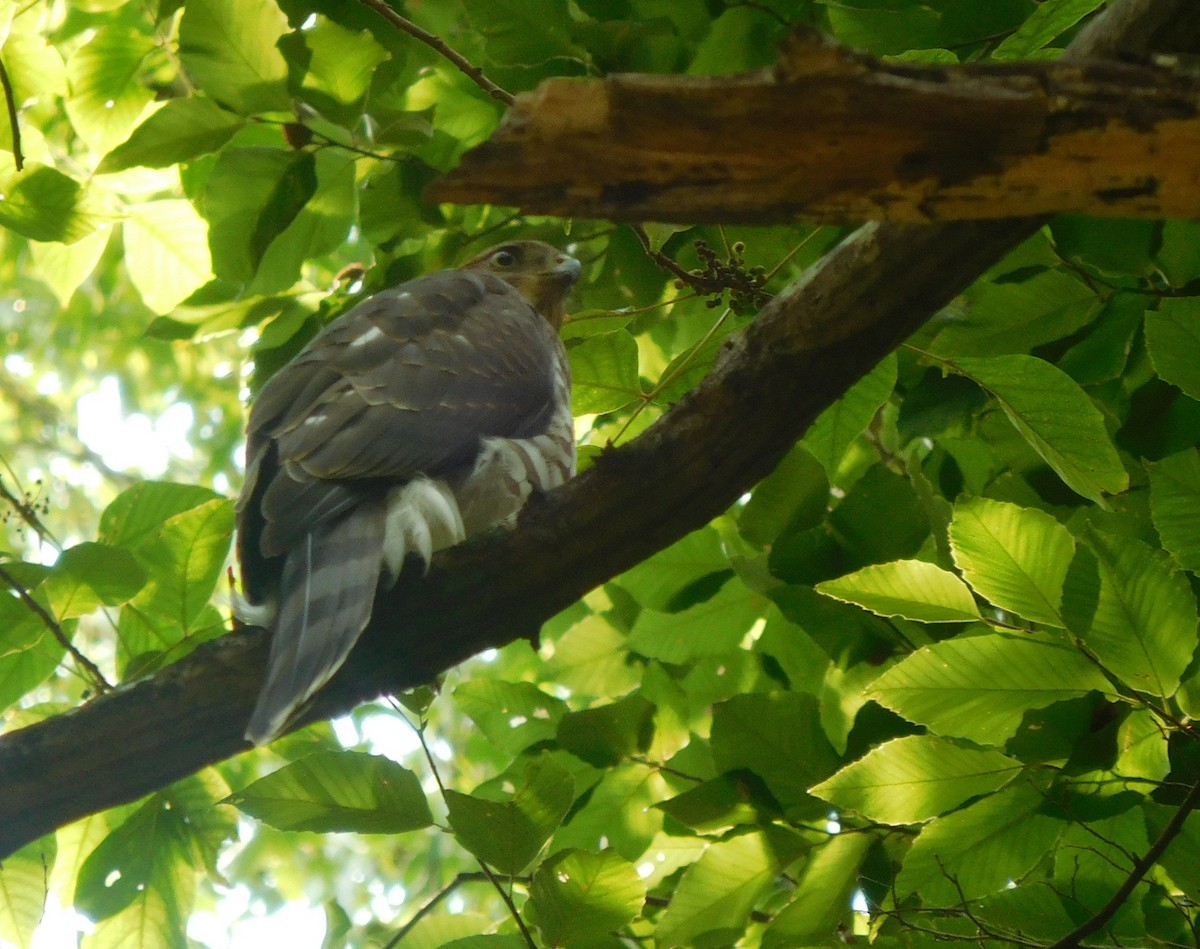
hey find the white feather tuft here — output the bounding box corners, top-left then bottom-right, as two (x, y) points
(382, 477), (466, 581)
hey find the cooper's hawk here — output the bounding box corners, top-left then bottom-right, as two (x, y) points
(238, 241), (580, 744)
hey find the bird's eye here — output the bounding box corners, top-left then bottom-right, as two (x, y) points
(491, 250), (517, 268)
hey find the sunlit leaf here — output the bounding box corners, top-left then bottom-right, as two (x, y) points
(949, 496), (1075, 626)
(763, 832), (870, 948)
(817, 559), (980, 623)
(65, 27), (157, 152)
(123, 200), (215, 313)
(227, 751), (432, 833)
(177, 0), (290, 114)
(1063, 528), (1198, 697)
(810, 735), (1022, 825)
(655, 827), (808, 946)
(0, 163), (107, 243)
(950, 355), (1128, 503)
(446, 754), (574, 874)
(98, 97), (246, 172)
(529, 849), (644, 947)
(896, 782), (1064, 903)
(871, 632), (1111, 744)
(0, 835), (54, 949)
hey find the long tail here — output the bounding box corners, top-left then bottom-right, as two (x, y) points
(245, 502), (386, 745)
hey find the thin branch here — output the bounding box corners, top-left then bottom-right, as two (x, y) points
(1047, 777), (1200, 949)
(0, 564), (111, 693)
(382, 872), (494, 949)
(406, 713), (539, 949)
(0, 475), (61, 553)
(351, 0), (514, 106)
(629, 224), (724, 296)
(0, 55), (23, 171)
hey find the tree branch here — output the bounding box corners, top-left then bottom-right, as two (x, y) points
(0, 0), (1195, 863)
(1046, 777), (1200, 949)
(429, 30), (1200, 224)
(351, 0), (514, 106)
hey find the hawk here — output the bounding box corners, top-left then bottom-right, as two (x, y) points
(237, 241), (580, 744)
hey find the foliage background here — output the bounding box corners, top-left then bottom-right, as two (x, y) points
(1, 0), (1200, 947)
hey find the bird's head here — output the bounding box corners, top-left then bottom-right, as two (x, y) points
(461, 241), (581, 329)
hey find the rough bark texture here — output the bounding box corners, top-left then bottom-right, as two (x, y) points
(0, 0), (1197, 862)
(430, 32), (1200, 224)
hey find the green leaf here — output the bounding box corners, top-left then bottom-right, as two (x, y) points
(557, 693), (655, 767)
(764, 833), (871, 948)
(950, 355), (1128, 503)
(76, 773), (230, 927)
(454, 679), (568, 756)
(626, 578), (761, 663)
(64, 27), (156, 152)
(29, 226), (110, 306)
(950, 497), (1075, 626)
(654, 827), (808, 947)
(1147, 449), (1200, 571)
(810, 735), (1022, 825)
(934, 266), (1100, 357)
(1146, 299), (1200, 400)
(993, 0), (1108, 59)
(896, 783), (1064, 903)
(129, 498), (233, 632)
(529, 849), (645, 947)
(202, 148), (318, 283)
(98, 97), (246, 172)
(871, 633), (1112, 745)
(0, 594), (63, 715)
(802, 353), (896, 476)
(42, 542), (146, 619)
(817, 560), (980, 623)
(0, 162), (107, 243)
(569, 331), (640, 414)
(123, 200), (215, 313)
(294, 17), (389, 111)
(99, 482), (221, 550)
(1063, 528), (1198, 697)
(618, 526), (729, 611)
(710, 692), (840, 818)
(0, 835), (55, 949)
(178, 0), (291, 114)
(247, 151), (357, 295)
(227, 751), (432, 833)
(551, 764), (666, 861)
(446, 755), (575, 874)
(1116, 708), (1170, 782)
(739, 445), (828, 547)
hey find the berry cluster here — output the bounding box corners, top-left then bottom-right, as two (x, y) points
(688, 239), (771, 315)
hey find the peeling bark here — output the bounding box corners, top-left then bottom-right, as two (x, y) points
(430, 31), (1200, 224)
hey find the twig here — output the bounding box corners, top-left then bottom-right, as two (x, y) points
(629, 224), (724, 295)
(402, 711), (539, 949)
(1047, 777), (1200, 949)
(0, 564), (111, 692)
(382, 871), (494, 949)
(352, 0), (514, 106)
(0, 475), (61, 552)
(0, 55), (23, 171)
